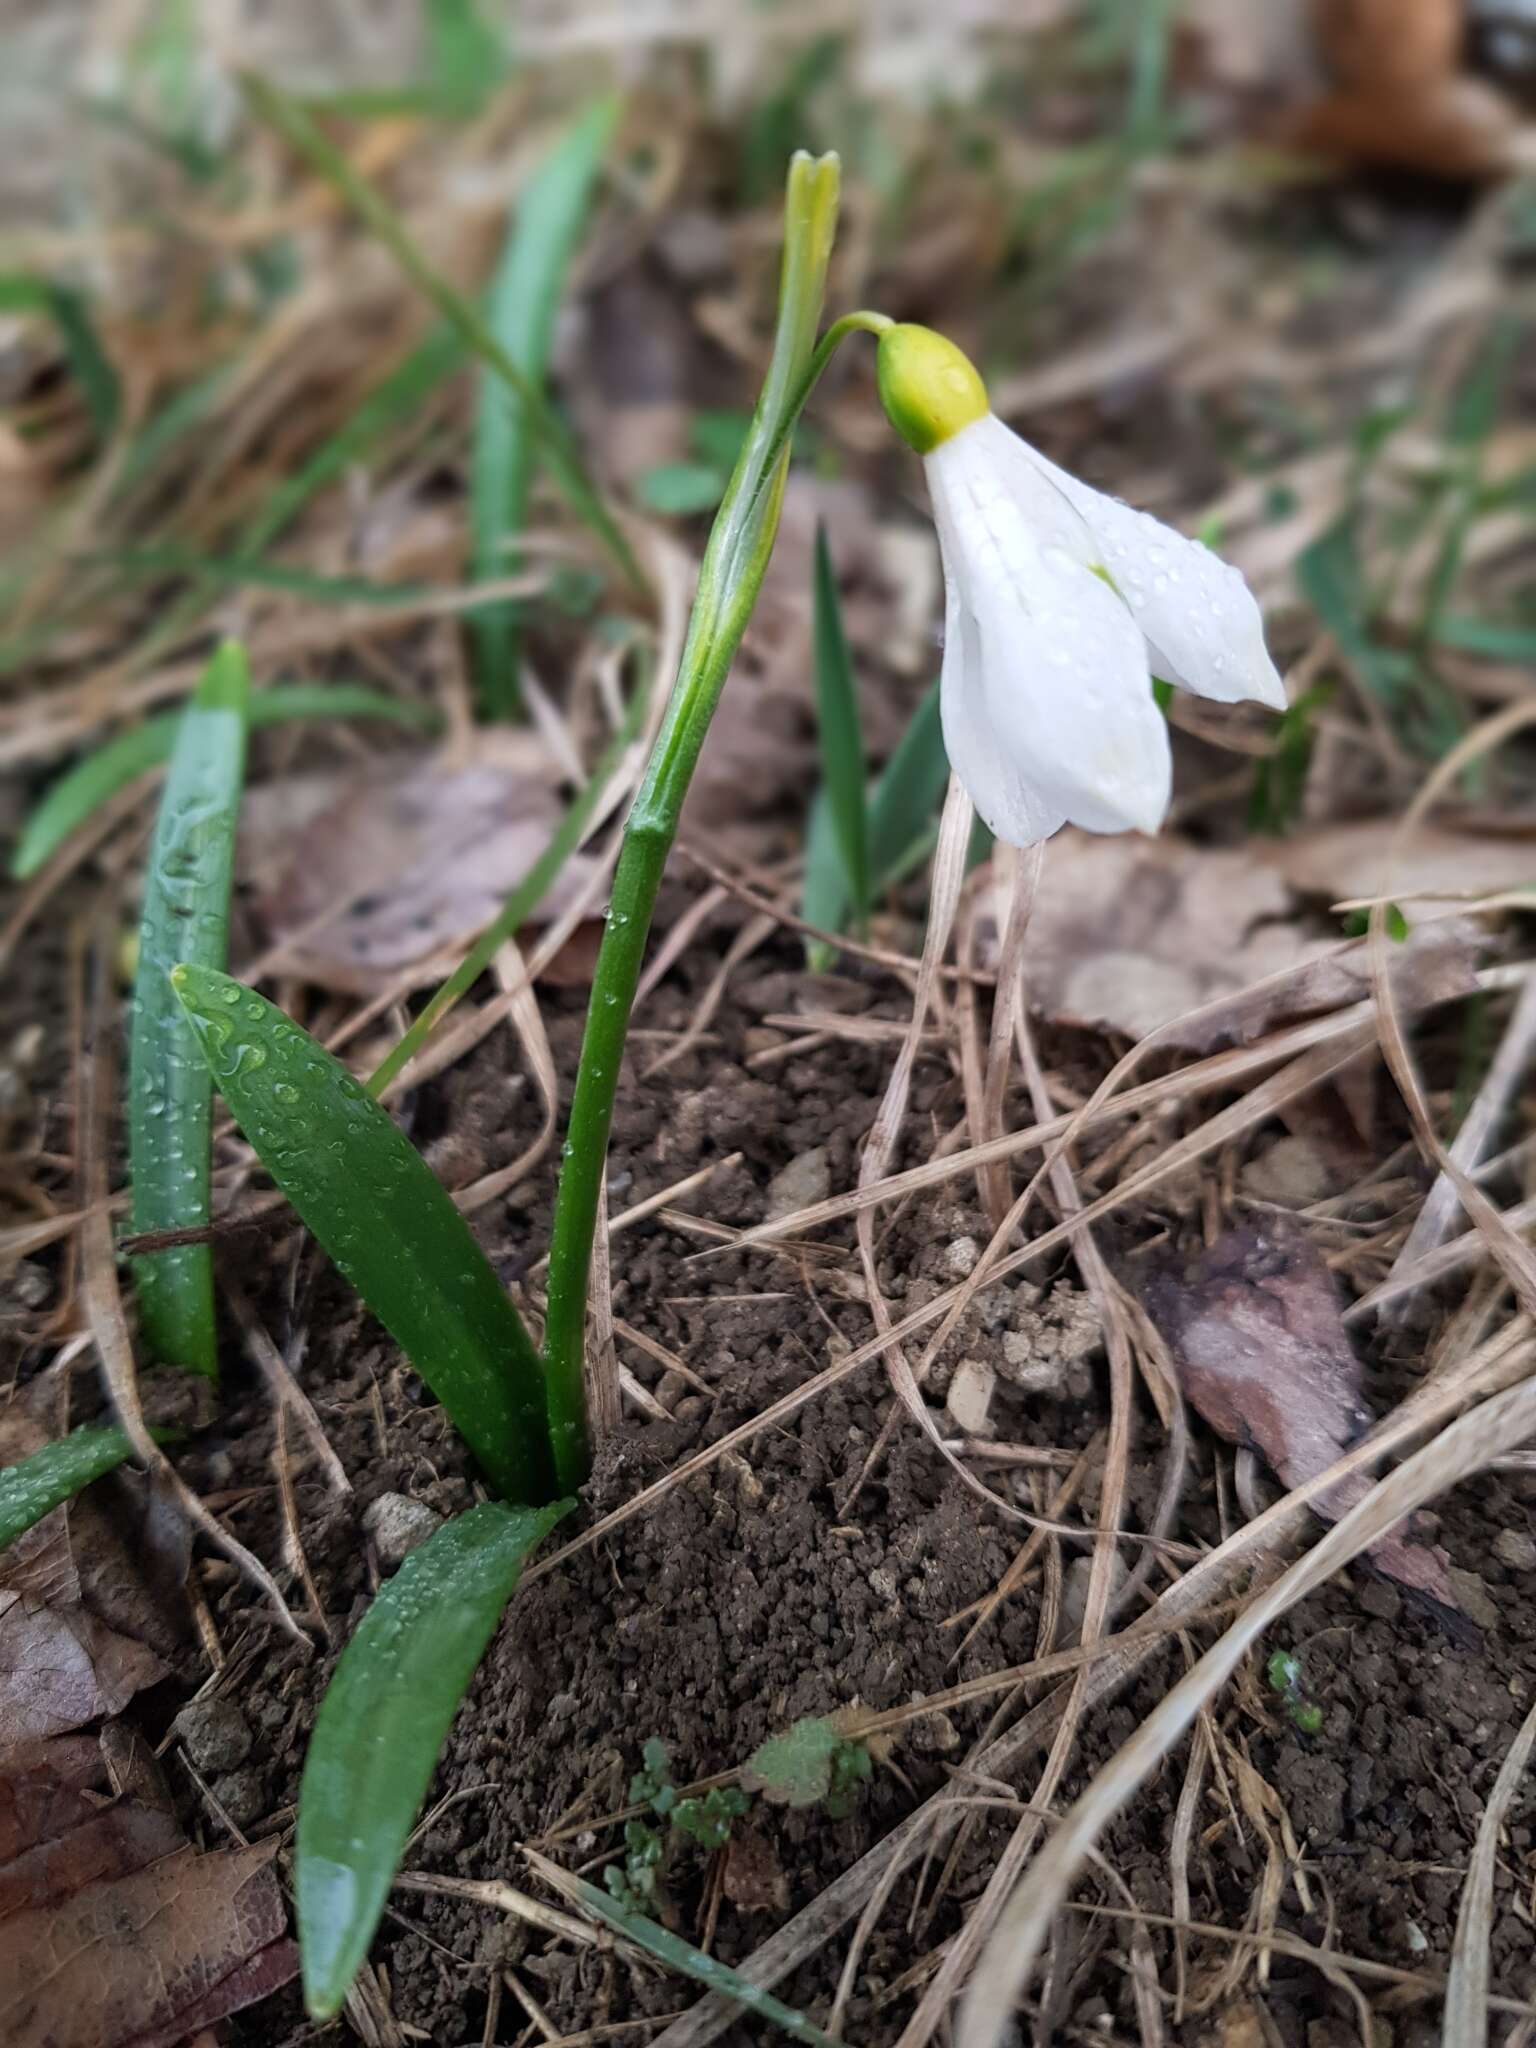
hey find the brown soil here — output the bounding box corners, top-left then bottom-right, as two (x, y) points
(124, 903), (1536, 2048)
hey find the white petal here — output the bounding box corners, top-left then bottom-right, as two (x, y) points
(928, 426), (1171, 848)
(1022, 445), (1288, 711)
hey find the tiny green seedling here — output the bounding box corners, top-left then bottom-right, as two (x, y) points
(743, 1714), (874, 1821)
(606, 1739), (750, 1911)
(1266, 1649), (1324, 1736)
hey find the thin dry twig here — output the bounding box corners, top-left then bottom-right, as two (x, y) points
(1442, 1696), (1536, 2048)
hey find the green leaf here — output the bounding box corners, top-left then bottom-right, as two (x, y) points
(744, 1716), (871, 1821)
(810, 524), (869, 921)
(1435, 615), (1536, 662)
(13, 683), (439, 881)
(129, 642), (250, 1379)
(0, 275), (120, 439)
(866, 676), (948, 887)
(171, 964), (554, 1502)
(800, 790), (844, 972)
(298, 1500), (569, 2018)
(535, 1859), (837, 2048)
(0, 1424), (174, 1552)
(801, 678), (948, 964)
(240, 73), (646, 604)
(471, 97), (619, 717)
(423, 0), (509, 117)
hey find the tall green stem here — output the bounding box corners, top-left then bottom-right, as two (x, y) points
(540, 156), (879, 1491)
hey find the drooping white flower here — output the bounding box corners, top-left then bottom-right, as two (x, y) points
(876, 325), (1287, 848)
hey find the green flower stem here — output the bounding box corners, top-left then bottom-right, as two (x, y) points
(539, 159), (883, 1492)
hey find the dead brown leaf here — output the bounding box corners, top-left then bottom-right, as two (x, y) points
(0, 1837), (296, 2048)
(0, 1417), (172, 1750)
(240, 738), (595, 990)
(1142, 1221), (1459, 1613)
(1268, 818), (1536, 907)
(720, 1825), (789, 1916)
(995, 830), (1478, 1051)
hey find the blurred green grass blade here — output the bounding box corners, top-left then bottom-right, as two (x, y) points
(1447, 312), (1523, 448)
(471, 96), (619, 718)
(240, 73), (647, 601)
(172, 964), (554, 1501)
(424, 0), (509, 117)
(0, 275), (119, 439)
(368, 667), (648, 1097)
(800, 678), (947, 966)
(1436, 615), (1536, 661)
(535, 1860), (836, 2047)
(0, 1424), (175, 1552)
(800, 790), (844, 972)
(13, 682), (439, 881)
(297, 1499), (569, 2020)
(867, 677), (946, 885)
(810, 523), (869, 921)
(102, 546), (432, 605)
(129, 642), (250, 1380)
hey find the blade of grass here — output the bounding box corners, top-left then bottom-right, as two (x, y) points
(800, 790), (844, 973)
(240, 73), (647, 602)
(526, 1851), (837, 2048)
(471, 96), (619, 718)
(809, 523), (868, 921)
(0, 1424), (176, 1552)
(14, 682), (439, 881)
(171, 963), (554, 1502)
(129, 641), (250, 1380)
(97, 546), (434, 605)
(1435, 615), (1536, 661)
(867, 676), (946, 885)
(367, 665), (647, 1097)
(298, 1499), (570, 2019)
(0, 275), (120, 440)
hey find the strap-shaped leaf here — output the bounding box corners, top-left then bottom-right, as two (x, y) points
(129, 641), (250, 1379)
(171, 963), (554, 1502)
(297, 1499), (570, 2017)
(809, 521), (868, 922)
(471, 96), (619, 715)
(0, 1424), (172, 1552)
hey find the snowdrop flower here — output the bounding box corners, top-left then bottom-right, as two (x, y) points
(876, 325), (1287, 847)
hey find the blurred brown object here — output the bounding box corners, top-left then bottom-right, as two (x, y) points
(1291, 70), (1524, 176)
(1311, 0), (1463, 91)
(1291, 0), (1528, 176)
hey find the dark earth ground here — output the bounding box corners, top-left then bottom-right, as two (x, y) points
(17, 878), (1523, 2047)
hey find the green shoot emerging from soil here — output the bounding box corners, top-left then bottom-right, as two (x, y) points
(1266, 1648), (1324, 1737)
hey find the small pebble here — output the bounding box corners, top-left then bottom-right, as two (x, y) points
(362, 1492), (444, 1569)
(946, 1358), (996, 1436)
(1494, 1527), (1536, 1571)
(1448, 1567), (1500, 1632)
(1000, 1329), (1066, 1393)
(944, 1235), (980, 1278)
(764, 1145), (830, 1223)
(211, 1767), (266, 1830)
(173, 1697), (254, 1774)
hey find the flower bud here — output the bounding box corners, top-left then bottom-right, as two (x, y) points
(876, 324), (989, 454)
